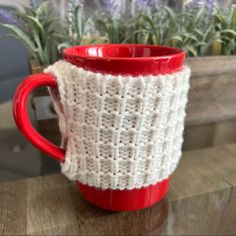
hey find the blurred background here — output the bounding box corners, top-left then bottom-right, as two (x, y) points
(0, 0), (236, 182)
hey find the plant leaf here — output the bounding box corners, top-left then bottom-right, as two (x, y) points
(22, 4), (35, 16)
(75, 5), (83, 40)
(164, 6), (176, 26)
(32, 28), (45, 65)
(231, 5), (236, 27)
(122, 29), (150, 43)
(215, 12), (228, 28)
(169, 35), (183, 42)
(188, 7), (205, 30)
(221, 29), (236, 37)
(1, 24), (36, 51)
(141, 14), (158, 39)
(185, 45), (197, 56)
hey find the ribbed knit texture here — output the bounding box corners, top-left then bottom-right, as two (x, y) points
(45, 61), (191, 190)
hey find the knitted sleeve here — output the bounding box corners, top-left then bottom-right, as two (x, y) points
(45, 61), (191, 190)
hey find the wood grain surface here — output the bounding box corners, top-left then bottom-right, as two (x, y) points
(186, 56), (236, 77)
(1, 143), (236, 235)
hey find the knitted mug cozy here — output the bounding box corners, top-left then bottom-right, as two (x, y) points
(45, 61), (191, 190)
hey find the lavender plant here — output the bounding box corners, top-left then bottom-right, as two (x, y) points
(59, 0), (106, 49)
(185, 0), (216, 13)
(93, 0), (128, 44)
(0, 8), (18, 24)
(1, 2), (63, 65)
(94, 13), (129, 43)
(67, 0), (85, 45)
(97, 0), (235, 56)
(1, 0), (236, 59)
(213, 5), (236, 55)
(29, 0), (47, 9)
(131, 0), (165, 16)
(103, 0), (126, 19)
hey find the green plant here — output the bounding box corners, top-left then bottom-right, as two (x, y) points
(67, 4), (87, 45)
(59, 3), (107, 50)
(1, 1), (236, 59)
(128, 7), (217, 56)
(94, 12), (130, 44)
(214, 5), (236, 55)
(1, 2), (62, 66)
(94, 4), (236, 57)
(166, 7), (217, 56)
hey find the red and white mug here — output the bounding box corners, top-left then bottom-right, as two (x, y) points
(13, 44), (187, 211)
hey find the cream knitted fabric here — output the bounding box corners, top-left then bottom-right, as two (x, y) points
(45, 61), (191, 190)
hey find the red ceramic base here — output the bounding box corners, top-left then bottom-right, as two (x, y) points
(77, 177), (170, 211)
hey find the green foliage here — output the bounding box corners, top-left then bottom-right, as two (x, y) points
(59, 4), (107, 51)
(2, 2), (236, 61)
(214, 5), (236, 55)
(94, 12), (131, 44)
(94, 5), (236, 57)
(66, 4), (88, 45)
(1, 2), (63, 66)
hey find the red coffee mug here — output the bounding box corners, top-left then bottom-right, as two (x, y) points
(13, 44), (185, 211)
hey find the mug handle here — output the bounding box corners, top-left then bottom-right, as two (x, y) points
(13, 73), (65, 163)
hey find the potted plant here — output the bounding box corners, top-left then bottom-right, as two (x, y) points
(0, 0), (106, 73)
(1, 2), (63, 73)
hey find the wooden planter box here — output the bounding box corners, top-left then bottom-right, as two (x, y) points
(31, 62), (48, 97)
(31, 63), (45, 74)
(184, 56), (236, 150)
(32, 56), (236, 152)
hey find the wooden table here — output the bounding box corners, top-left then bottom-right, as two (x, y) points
(1, 143), (236, 235)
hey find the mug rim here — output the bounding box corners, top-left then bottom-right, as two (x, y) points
(63, 44), (185, 61)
